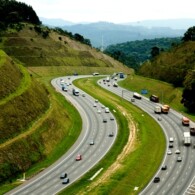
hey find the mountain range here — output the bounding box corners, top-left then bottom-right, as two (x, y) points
(40, 18), (195, 47)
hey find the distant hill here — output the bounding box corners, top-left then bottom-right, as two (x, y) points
(40, 17), (75, 27)
(127, 18), (195, 30)
(61, 22), (185, 47)
(104, 37), (181, 70)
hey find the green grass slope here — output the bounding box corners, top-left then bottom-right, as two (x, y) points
(0, 24), (132, 77)
(138, 41), (195, 85)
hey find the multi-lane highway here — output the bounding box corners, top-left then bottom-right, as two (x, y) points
(6, 75), (195, 195)
(98, 77), (195, 195)
(6, 76), (117, 195)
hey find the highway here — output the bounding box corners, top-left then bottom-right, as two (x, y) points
(6, 75), (195, 195)
(98, 76), (195, 195)
(6, 75), (117, 195)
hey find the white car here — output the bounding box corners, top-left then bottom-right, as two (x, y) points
(167, 150), (172, 155)
(97, 109), (101, 114)
(175, 149), (181, 154)
(93, 103), (97, 107)
(105, 107), (110, 113)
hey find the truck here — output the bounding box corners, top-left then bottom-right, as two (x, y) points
(182, 117), (190, 126)
(154, 106), (161, 114)
(154, 105), (170, 114)
(72, 88), (79, 96)
(133, 92), (142, 99)
(150, 95), (159, 103)
(190, 125), (195, 135)
(119, 72), (124, 78)
(161, 105), (170, 114)
(183, 132), (191, 146)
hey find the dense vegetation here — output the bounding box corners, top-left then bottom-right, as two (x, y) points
(139, 27), (195, 112)
(0, 0), (41, 30)
(104, 37), (181, 71)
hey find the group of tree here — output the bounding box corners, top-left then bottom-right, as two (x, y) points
(104, 37), (181, 71)
(138, 27), (195, 112)
(0, 0), (41, 30)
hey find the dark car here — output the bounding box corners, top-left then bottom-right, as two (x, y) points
(60, 173), (67, 179)
(109, 132), (114, 137)
(62, 178), (69, 184)
(161, 165), (167, 170)
(103, 119), (107, 123)
(153, 177), (160, 183)
(169, 143), (174, 148)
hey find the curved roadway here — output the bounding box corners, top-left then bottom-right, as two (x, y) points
(6, 76), (117, 195)
(98, 77), (195, 195)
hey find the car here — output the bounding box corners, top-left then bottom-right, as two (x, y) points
(76, 154), (82, 161)
(103, 119), (107, 123)
(169, 143), (174, 148)
(157, 116), (162, 121)
(169, 137), (174, 142)
(167, 149), (172, 155)
(177, 156), (182, 162)
(110, 116), (114, 120)
(62, 178), (69, 184)
(109, 132), (114, 137)
(131, 98), (135, 102)
(89, 140), (94, 145)
(95, 99), (99, 103)
(161, 165), (167, 170)
(60, 172), (67, 179)
(153, 177), (160, 183)
(93, 103), (97, 107)
(82, 93), (86, 97)
(97, 109), (101, 114)
(175, 149), (181, 154)
(101, 105), (105, 109)
(105, 107), (110, 113)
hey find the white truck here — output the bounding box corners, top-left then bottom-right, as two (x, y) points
(183, 132), (191, 146)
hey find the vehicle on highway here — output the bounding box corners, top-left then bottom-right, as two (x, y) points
(72, 88), (79, 96)
(161, 105), (170, 114)
(82, 93), (85, 97)
(97, 109), (101, 114)
(154, 106), (161, 114)
(150, 94), (159, 103)
(153, 177), (160, 183)
(131, 98), (135, 102)
(62, 178), (69, 184)
(133, 92), (142, 99)
(161, 165), (167, 170)
(93, 72), (99, 76)
(190, 125), (195, 135)
(169, 137), (174, 142)
(89, 140), (94, 145)
(177, 156), (182, 162)
(95, 99), (99, 103)
(103, 119), (107, 123)
(113, 82), (118, 87)
(167, 149), (172, 155)
(183, 132), (191, 146)
(109, 132), (114, 137)
(182, 116), (190, 126)
(60, 173), (67, 179)
(105, 107), (110, 113)
(175, 149), (181, 154)
(93, 103), (97, 107)
(76, 154), (82, 161)
(110, 116), (114, 120)
(169, 143), (173, 148)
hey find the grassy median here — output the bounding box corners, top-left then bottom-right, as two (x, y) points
(60, 77), (166, 195)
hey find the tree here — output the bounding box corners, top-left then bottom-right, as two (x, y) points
(182, 26), (195, 42)
(181, 70), (195, 112)
(151, 46), (160, 58)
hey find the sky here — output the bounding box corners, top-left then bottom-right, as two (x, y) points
(18, 0), (195, 23)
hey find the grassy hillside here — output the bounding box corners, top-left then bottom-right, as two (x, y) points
(0, 24), (132, 77)
(138, 41), (195, 86)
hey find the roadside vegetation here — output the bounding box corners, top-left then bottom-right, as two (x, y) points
(60, 77), (165, 194)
